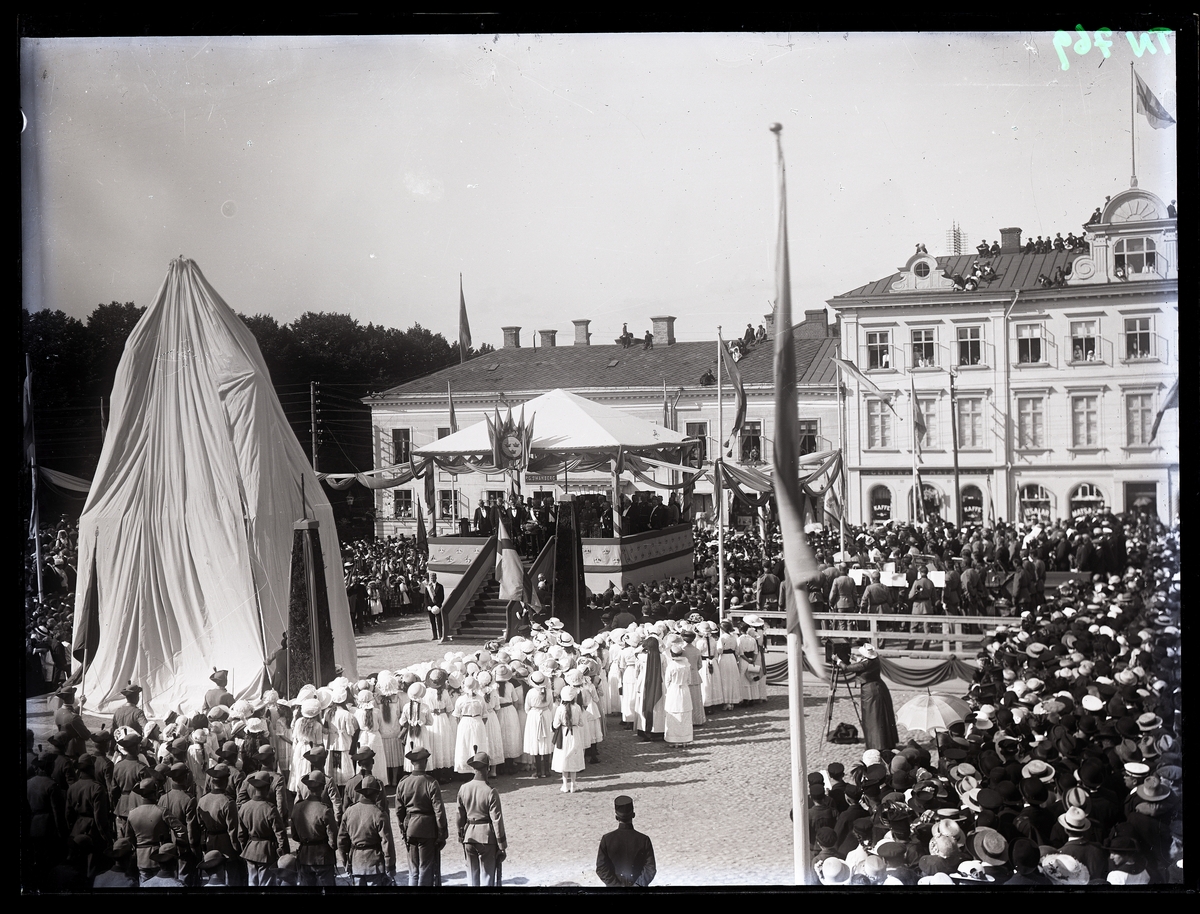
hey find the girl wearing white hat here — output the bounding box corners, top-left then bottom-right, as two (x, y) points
(288, 697), (325, 794)
(354, 690), (388, 783)
(452, 676), (490, 775)
(551, 685), (586, 792)
(523, 671), (555, 778)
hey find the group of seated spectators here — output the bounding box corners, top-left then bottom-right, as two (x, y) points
(804, 519), (1182, 884)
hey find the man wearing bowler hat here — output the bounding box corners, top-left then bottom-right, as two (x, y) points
(395, 747), (448, 886)
(457, 751), (507, 886)
(596, 795), (657, 887)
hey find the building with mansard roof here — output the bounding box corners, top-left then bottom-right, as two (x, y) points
(827, 186), (1178, 527)
(364, 312), (839, 539)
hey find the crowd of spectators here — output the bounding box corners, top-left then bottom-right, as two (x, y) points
(805, 520), (1182, 885)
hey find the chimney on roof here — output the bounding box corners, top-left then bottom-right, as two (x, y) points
(572, 319), (591, 346)
(650, 315), (676, 346)
(501, 326), (521, 349)
(538, 329), (557, 348)
(763, 310), (776, 341)
(797, 309), (831, 339)
(1000, 227), (1022, 254)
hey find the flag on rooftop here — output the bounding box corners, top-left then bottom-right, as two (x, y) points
(1134, 69), (1176, 130)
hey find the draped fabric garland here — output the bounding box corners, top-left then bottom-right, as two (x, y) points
(765, 652), (978, 688)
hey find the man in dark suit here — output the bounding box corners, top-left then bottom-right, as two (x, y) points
(394, 747), (448, 887)
(424, 574), (446, 642)
(473, 497), (494, 536)
(596, 795), (656, 887)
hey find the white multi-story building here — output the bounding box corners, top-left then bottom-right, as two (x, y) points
(364, 313), (839, 539)
(827, 186), (1179, 526)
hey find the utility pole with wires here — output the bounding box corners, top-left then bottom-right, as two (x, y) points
(310, 381), (322, 472)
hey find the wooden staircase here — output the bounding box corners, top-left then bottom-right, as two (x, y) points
(451, 577), (510, 641)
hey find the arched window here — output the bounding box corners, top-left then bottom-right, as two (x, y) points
(909, 483), (943, 521)
(961, 485), (984, 523)
(1018, 484), (1053, 524)
(869, 485), (892, 522)
(1070, 483), (1106, 519)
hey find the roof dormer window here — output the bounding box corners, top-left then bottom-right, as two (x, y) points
(1114, 237), (1157, 277)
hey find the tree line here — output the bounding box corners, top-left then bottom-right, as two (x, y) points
(22, 303), (492, 521)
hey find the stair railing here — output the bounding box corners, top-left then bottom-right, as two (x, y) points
(442, 536), (497, 637)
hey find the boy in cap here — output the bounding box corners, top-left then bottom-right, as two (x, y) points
(239, 769), (291, 886)
(125, 779), (171, 884)
(157, 762), (202, 886)
(337, 776), (396, 886)
(203, 669), (234, 712)
(596, 794), (656, 887)
(112, 682), (148, 735)
(197, 764), (245, 886)
(291, 769), (339, 886)
(457, 751), (507, 886)
(92, 837), (138, 888)
(140, 843), (185, 888)
(197, 850), (228, 887)
(395, 747), (449, 886)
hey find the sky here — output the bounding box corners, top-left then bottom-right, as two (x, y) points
(21, 31), (1178, 348)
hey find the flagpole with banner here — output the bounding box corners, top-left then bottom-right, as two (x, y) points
(717, 329), (726, 624)
(769, 123), (828, 886)
(25, 356), (45, 604)
(458, 274), (472, 364)
(448, 382), (460, 527)
(910, 375), (926, 523)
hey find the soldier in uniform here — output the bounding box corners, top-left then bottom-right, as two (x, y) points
(92, 837), (138, 888)
(596, 795), (657, 887)
(125, 778), (171, 884)
(337, 776), (396, 886)
(111, 683), (148, 735)
(110, 730), (149, 840)
(456, 751), (507, 887)
(239, 769), (290, 886)
(204, 669), (235, 712)
(66, 753), (111, 856)
(196, 763), (245, 886)
(290, 769), (339, 886)
(395, 747), (449, 886)
(158, 762), (202, 886)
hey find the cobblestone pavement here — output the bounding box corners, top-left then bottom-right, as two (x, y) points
(27, 610), (973, 888)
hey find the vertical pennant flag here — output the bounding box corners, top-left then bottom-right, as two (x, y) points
(718, 334), (748, 450)
(447, 382), (459, 434)
(770, 125), (827, 684)
(415, 500), (429, 556)
(495, 512), (526, 602)
(1149, 377), (1178, 442)
(910, 376), (926, 463)
(458, 274), (472, 363)
(23, 359), (37, 468)
(1134, 69), (1176, 129)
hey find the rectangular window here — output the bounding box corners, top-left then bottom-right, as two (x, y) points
(911, 329), (935, 367)
(918, 399), (938, 449)
(957, 326), (982, 366)
(957, 397), (984, 448)
(392, 428), (412, 463)
(1126, 393), (1154, 446)
(740, 421), (763, 463)
(437, 427), (451, 439)
(1017, 397), (1045, 448)
(438, 489), (456, 519)
(1072, 395), (1099, 446)
(1124, 318), (1152, 360)
(393, 489), (414, 519)
(797, 420), (818, 455)
(866, 331), (891, 370)
(1070, 321), (1098, 362)
(1016, 324), (1043, 364)
(867, 400), (893, 448)
(685, 421), (708, 463)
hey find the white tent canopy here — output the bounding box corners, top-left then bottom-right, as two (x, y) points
(72, 258), (357, 718)
(415, 388), (690, 457)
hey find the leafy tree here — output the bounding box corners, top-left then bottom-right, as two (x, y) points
(86, 302), (145, 398)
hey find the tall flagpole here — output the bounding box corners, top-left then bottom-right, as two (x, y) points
(1130, 62), (1138, 187)
(717, 329), (726, 624)
(837, 379), (847, 553)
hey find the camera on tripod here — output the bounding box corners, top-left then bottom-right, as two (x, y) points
(824, 638), (853, 666)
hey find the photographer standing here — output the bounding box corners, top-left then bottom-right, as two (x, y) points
(834, 643), (898, 752)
